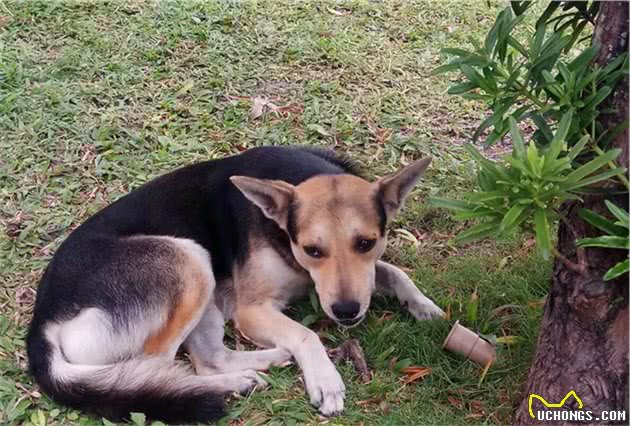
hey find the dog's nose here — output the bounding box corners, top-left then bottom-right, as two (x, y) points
(331, 300), (360, 320)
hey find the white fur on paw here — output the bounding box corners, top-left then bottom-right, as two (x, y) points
(227, 369), (267, 394)
(267, 347), (293, 367)
(303, 363), (345, 416)
(408, 298), (445, 320)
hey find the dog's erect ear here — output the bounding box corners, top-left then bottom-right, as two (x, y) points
(230, 176), (295, 230)
(377, 157), (432, 222)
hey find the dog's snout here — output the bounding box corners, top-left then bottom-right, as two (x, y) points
(331, 300), (360, 320)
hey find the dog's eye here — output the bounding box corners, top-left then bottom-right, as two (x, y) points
(355, 238), (376, 253)
(303, 245), (323, 258)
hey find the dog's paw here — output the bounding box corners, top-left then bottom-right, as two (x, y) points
(407, 297), (445, 321)
(303, 362), (345, 416)
(220, 369), (267, 394)
(266, 347), (293, 367)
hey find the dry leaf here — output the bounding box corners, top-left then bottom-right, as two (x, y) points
(401, 366), (432, 384)
(394, 228), (418, 245)
(447, 396), (464, 409)
(495, 335), (520, 345)
(444, 303), (452, 320)
(528, 298), (546, 308)
(327, 7), (351, 16)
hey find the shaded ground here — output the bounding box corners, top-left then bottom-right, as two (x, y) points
(0, 1), (551, 425)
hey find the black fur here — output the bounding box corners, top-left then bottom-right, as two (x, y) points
(27, 146), (360, 423)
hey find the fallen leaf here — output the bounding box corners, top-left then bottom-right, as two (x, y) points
(394, 228), (418, 245)
(249, 97), (267, 120)
(401, 366), (432, 384)
(327, 7), (351, 16)
(15, 287), (36, 307)
(495, 335), (520, 345)
(447, 396), (464, 409)
(377, 311), (395, 323)
(465, 413), (484, 420)
(444, 303), (452, 320)
(528, 298), (546, 308)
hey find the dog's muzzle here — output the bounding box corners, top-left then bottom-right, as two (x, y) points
(337, 315), (364, 328)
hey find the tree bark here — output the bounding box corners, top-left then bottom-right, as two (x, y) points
(514, 2), (629, 425)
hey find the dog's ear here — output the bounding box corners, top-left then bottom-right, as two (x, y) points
(230, 176), (295, 230)
(377, 157), (431, 222)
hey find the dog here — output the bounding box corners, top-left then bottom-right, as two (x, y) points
(27, 146), (444, 423)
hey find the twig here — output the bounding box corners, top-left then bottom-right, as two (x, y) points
(329, 339), (372, 383)
(551, 246), (584, 274)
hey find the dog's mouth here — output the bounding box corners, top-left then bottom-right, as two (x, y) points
(336, 316), (365, 328)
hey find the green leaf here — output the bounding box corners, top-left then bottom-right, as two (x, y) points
(568, 45), (598, 72)
(131, 412), (147, 426)
(600, 52), (628, 77)
(604, 259), (629, 281)
(526, 142), (541, 177)
(448, 81), (479, 94)
(453, 209), (497, 221)
(430, 197), (475, 211)
(567, 134), (590, 161)
(528, 112), (553, 143)
(465, 191), (507, 203)
(549, 111), (572, 159)
(605, 200), (630, 228)
(301, 314), (318, 327)
(534, 209), (552, 260)
(464, 144), (511, 182)
(454, 222), (500, 244)
(441, 47), (474, 57)
(536, 2), (560, 29)
(507, 35), (528, 57)
(474, 111), (503, 142)
(309, 288), (320, 312)
(510, 1), (532, 16)
(500, 204), (527, 231)
(576, 236), (629, 250)
(431, 62), (463, 75)
(565, 149), (621, 183)
(583, 86), (612, 111)
(561, 167), (626, 191)
(579, 208), (627, 236)
(460, 64), (494, 93)
(508, 117), (526, 159)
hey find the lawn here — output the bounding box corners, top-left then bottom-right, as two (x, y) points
(0, 1), (552, 425)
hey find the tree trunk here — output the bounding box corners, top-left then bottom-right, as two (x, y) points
(514, 2), (629, 425)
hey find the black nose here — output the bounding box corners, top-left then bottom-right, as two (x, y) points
(332, 301), (360, 319)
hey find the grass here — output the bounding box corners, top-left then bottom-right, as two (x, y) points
(0, 1), (552, 425)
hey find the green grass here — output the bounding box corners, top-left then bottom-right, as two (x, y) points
(0, 1), (552, 425)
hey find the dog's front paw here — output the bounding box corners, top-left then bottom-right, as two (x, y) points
(407, 297), (445, 321)
(216, 369), (267, 394)
(303, 362), (345, 416)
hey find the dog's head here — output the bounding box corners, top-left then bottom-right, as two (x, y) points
(231, 157), (431, 327)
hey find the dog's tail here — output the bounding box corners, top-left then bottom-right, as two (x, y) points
(27, 322), (225, 423)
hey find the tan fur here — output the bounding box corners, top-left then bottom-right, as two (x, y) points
(228, 157), (436, 416)
(236, 244), (310, 307)
(144, 248), (210, 355)
(289, 175), (384, 319)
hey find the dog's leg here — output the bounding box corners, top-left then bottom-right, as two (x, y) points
(236, 303), (345, 417)
(185, 301), (291, 375)
(375, 260), (444, 320)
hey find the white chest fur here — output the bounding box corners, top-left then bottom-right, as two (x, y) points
(253, 247), (312, 309)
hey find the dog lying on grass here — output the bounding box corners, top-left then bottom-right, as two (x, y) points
(27, 146), (443, 423)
